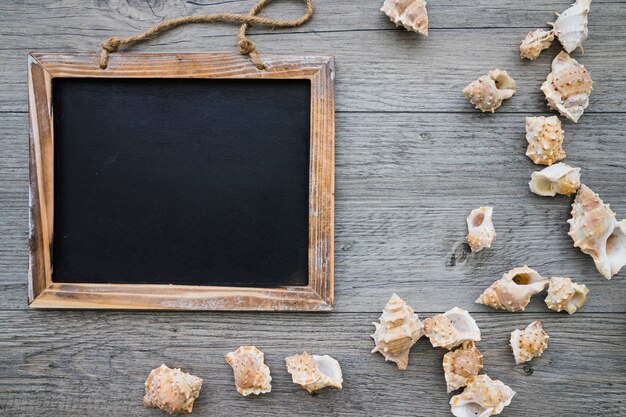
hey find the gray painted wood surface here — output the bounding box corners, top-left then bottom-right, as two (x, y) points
(1, 0), (625, 416)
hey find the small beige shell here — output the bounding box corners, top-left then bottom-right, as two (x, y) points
(285, 352), (343, 393)
(380, 0), (428, 35)
(371, 293), (424, 370)
(450, 374), (516, 417)
(520, 29), (555, 60)
(525, 116), (566, 166)
(545, 277), (589, 314)
(463, 70), (516, 113)
(443, 341), (484, 393)
(476, 266), (549, 312)
(225, 346), (272, 396)
(510, 320), (549, 364)
(549, 0), (591, 53)
(529, 163), (581, 197)
(423, 307), (481, 350)
(541, 52), (593, 123)
(143, 364), (203, 415)
(568, 184), (626, 279)
(466, 207), (496, 252)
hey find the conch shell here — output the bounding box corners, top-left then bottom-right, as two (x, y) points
(371, 293), (424, 370)
(541, 52), (593, 123)
(476, 266), (549, 312)
(450, 374), (515, 417)
(525, 116), (566, 166)
(568, 184), (626, 279)
(225, 346), (272, 396)
(380, 0), (428, 35)
(545, 277), (589, 314)
(466, 207), (496, 252)
(442, 340), (484, 393)
(550, 0), (591, 53)
(510, 320), (549, 364)
(143, 364), (203, 414)
(463, 70), (516, 113)
(529, 163), (581, 197)
(285, 352), (343, 394)
(423, 307), (481, 350)
(520, 29), (555, 60)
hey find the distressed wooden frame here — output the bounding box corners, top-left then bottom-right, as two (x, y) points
(28, 53), (334, 311)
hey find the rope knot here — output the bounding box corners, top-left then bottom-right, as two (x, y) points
(102, 37), (122, 53)
(238, 39), (257, 55)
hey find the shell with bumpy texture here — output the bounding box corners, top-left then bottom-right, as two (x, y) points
(424, 307), (481, 350)
(380, 0), (428, 35)
(529, 163), (581, 197)
(520, 29), (555, 60)
(143, 364), (203, 415)
(568, 185), (626, 279)
(550, 0), (591, 53)
(225, 346), (272, 396)
(463, 70), (516, 113)
(510, 321), (549, 364)
(466, 207), (496, 253)
(545, 277), (589, 314)
(525, 116), (566, 166)
(443, 341), (484, 393)
(450, 374), (516, 417)
(285, 352), (343, 393)
(476, 266), (549, 312)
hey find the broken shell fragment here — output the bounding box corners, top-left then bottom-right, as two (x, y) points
(520, 29), (555, 60)
(476, 266), (549, 312)
(568, 185), (626, 279)
(510, 320), (549, 364)
(380, 0), (429, 35)
(525, 116), (566, 166)
(549, 0), (591, 53)
(143, 364), (203, 415)
(466, 207), (496, 253)
(463, 69), (516, 113)
(285, 352), (343, 393)
(545, 277), (589, 314)
(443, 340), (484, 393)
(529, 163), (581, 197)
(450, 374), (516, 417)
(541, 52), (593, 123)
(225, 346), (272, 396)
(423, 307), (481, 350)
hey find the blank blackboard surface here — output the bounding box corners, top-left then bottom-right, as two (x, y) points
(52, 78), (311, 287)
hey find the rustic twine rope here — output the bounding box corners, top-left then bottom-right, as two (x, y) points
(99, 0), (314, 70)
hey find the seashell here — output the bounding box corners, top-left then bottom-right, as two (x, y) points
(380, 0), (428, 35)
(510, 320), (549, 364)
(549, 0), (591, 53)
(371, 293), (424, 370)
(423, 307), (481, 350)
(224, 346), (272, 396)
(529, 162), (581, 197)
(568, 184), (626, 279)
(463, 69), (516, 113)
(541, 52), (593, 123)
(525, 116), (566, 166)
(466, 207), (496, 252)
(545, 277), (589, 314)
(476, 266), (549, 312)
(285, 352), (343, 394)
(520, 29), (555, 60)
(442, 340), (484, 393)
(143, 364), (203, 414)
(450, 374), (516, 417)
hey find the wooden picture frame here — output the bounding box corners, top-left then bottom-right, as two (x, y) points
(28, 53), (334, 311)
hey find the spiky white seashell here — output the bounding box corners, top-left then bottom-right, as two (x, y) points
(520, 29), (555, 60)
(525, 116), (566, 166)
(443, 341), (484, 393)
(549, 0), (591, 53)
(529, 163), (581, 197)
(463, 69), (516, 113)
(510, 321), (549, 364)
(568, 185), (626, 279)
(476, 266), (549, 312)
(424, 307), (481, 350)
(545, 277), (589, 314)
(466, 207), (496, 252)
(225, 346), (272, 396)
(541, 52), (593, 123)
(380, 0), (428, 35)
(450, 374), (516, 417)
(143, 364), (203, 414)
(285, 352), (343, 393)
(371, 293), (424, 370)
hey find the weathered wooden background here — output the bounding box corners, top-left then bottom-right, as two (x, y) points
(1, 1), (625, 416)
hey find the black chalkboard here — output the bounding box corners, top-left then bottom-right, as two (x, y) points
(52, 78), (311, 287)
